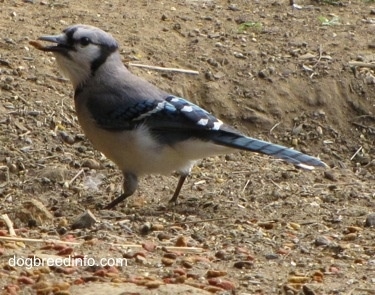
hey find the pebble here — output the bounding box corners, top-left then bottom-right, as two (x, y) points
(157, 232), (170, 240)
(207, 278), (235, 290)
(181, 258), (193, 268)
(215, 250), (227, 260)
(82, 158), (101, 170)
(163, 253), (178, 260)
(71, 210), (98, 230)
(145, 280), (164, 289)
(139, 222), (152, 235)
(142, 241), (156, 252)
(204, 286), (224, 293)
(341, 233), (357, 241)
(265, 253), (279, 260)
(151, 223), (164, 231)
(365, 213), (375, 227)
(39, 166), (67, 182)
(233, 52), (247, 59)
(324, 171), (337, 181)
(17, 276), (35, 284)
(288, 276), (309, 283)
(206, 270), (227, 278)
(53, 282), (70, 291)
(59, 131), (75, 144)
(315, 235), (332, 246)
(228, 4), (240, 11)
(161, 257), (175, 266)
(258, 69), (269, 79)
(175, 236), (188, 247)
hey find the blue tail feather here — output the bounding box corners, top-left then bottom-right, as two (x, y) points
(212, 132), (326, 168)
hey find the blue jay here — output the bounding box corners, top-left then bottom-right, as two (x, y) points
(34, 24), (327, 209)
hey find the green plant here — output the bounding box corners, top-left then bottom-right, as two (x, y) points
(238, 22), (262, 33)
(318, 16), (340, 26)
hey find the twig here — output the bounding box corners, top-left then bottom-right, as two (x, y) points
(347, 288), (375, 295)
(269, 122), (281, 134)
(45, 74), (69, 82)
(350, 146), (362, 161)
(312, 44), (323, 68)
(167, 217), (229, 226)
(128, 63), (199, 75)
(69, 168), (85, 185)
(348, 61), (375, 68)
(313, 182), (361, 187)
(0, 236), (203, 252)
(1, 214), (16, 237)
(241, 179), (250, 194)
(352, 114), (375, 121)
(351, 121), (375, 133)
(109, 243), (203, 253)
(270, 179), (282, 189)
(0, 236), (81, 245)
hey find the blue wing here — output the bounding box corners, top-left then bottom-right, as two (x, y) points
(87, 94), (326, 168)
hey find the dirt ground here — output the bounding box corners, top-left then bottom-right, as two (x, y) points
(0, 0), (374, 294)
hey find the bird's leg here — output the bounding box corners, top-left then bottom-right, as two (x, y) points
(168, 174), (188, 203)
(104, 172), (138, 209)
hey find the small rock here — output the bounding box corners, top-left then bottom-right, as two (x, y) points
(324, 171), (337, 181)
(206, 270), (227, 278)
(302, 285), (316, 295)
(265, 253), (279, 260)
(163, 253), (178, 260)
(145, 280), (164, 289)
(157, 232), (170, 240)
(215, 250), (227, 260)
(71, 210), (98, 230)
(18, 276), (35, 285)
(258, 69), (269, 79)
(59, 131), (75, 144)
(139, 222), (152, 235)
(17, 199), (54, 226)
(208, 278), (235, 290)
(161, 257), (175, 266)
(57, 247), (74, 256)
(142, 241), (156, 252)
(365, 213), (375, 227)
(175, 236), (188, 247)
(233, 52), (247, 59)
(181, 258), (193, 268)
(228, 4), (240, 11)
(151, 223), (164, 231)
(292, 124), (304, 135)
(39, 166), (68, 182)
(82, 159), (101, 170)
(315, 235), (332, 246)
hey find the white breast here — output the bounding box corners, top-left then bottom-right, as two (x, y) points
(75, 106), (231, 175)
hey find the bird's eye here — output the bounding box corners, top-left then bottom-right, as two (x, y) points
(79, 37), (91, 46)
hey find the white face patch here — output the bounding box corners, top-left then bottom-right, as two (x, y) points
(54, 43), (102, 88)
(181, 106), (193, 112)
(197, 118), (209, 126)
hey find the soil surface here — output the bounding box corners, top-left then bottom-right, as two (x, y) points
(0, 0), (375, 294)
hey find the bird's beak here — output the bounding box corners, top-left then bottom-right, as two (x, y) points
(35, 34), (72, 53)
